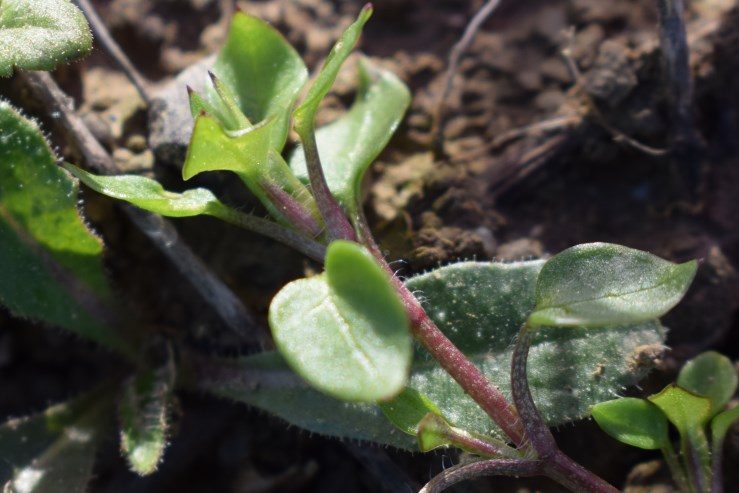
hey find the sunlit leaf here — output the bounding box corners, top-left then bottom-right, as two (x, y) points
(204, 11), (307, 149)
(0, 0), (92, 77)
(290, 59), (410, 210)
(529, 243), (697, 327)
(591, 398), (669, 450)
(0, 102), (123, 351)
(269, 241), (411, 402)
(292, 5), (372, 135)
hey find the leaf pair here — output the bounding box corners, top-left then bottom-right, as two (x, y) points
(592, 352), (739, 493)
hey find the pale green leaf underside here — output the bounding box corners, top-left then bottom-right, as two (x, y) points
(649, 384), (712, 431)
(530, 243), (697, 327)
(591, 398), (669, 450)
(290, 59), (411, 209)
(64, 163), (222, 218)
(0, 393), (109, 493)
(269, 241), (411, 402)
(119, 367), (172, 476)
(0, 102), (120, 349)
(0, 0), (92, 77)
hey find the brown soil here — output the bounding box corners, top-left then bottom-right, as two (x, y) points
(2, 0), (739, 492)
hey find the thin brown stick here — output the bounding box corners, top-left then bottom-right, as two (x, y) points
(432, 0), (503, 153)
(73, 0), (154, 104)
(560, 30), (669, 157)
(20, 71), (262, 344)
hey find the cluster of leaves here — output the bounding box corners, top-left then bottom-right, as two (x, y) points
(593, 351), (739, 493)
(0, 1), (732, 492)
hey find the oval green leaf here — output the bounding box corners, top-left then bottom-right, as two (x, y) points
(591, 398), (669, 450)
(0, 102), (122, 350)
(677, 351), (737, 416)
(529, 243), (697, 327)
(269, 240), (411, 402)
(290, 59), (411, 211)
(0, 0), (92, 77)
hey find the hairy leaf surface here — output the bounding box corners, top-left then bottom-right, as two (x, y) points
(0, 0), (92, 77)
(0, 102), (121, 350)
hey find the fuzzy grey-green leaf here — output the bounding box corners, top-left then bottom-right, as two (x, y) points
(0, 0), (92, 77)
(405, 259), (666, 439)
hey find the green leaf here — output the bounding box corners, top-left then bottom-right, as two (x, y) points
(677, 351), (737, 416)
(711, 405), (739, 447)
(0, 392), (111, 492)
(183, 116), (320, 228)
(649, 384), (712, 439)
(379, 387), (443, 436)
(293, 5), (372, 135)
(64, 163), (223, 218)
(289, 59), (411, 210)
(0, 102), (122, 350)
(416, 413), (459, 452)
(119, 365), (174, 476)
(193, 351), (416, 449)
(529, 243), (697, 327)
(269, 240), (411, 402)
(591, 398), (669, 450)
(206, 10), (307, 149)
(0, 0), (92, 77)
(405, 259), (666, 439)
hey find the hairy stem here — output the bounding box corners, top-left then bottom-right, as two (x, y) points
(353, 209), (527, 448)
(543, 451), (621, 493)
(510, 323), (558, 455)
(419, 459), (542, 493)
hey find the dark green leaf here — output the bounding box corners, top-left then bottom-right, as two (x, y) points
(405, 259), (666, 439)
(0, 392), (111, 492)
(293, 5), (372, 135)
(119, 365), (174, 475)
(0, 0), (92, 77)
(379, 387), (443, 436)
(591, 398), (669, 450)
(677, 351), (737, 416)
(0, 102), (122, 350)
(529, 243), (697, 327)
(269, 241), (411, 402)
(193, 351), (416, 449)
(290, 59), (411, 210)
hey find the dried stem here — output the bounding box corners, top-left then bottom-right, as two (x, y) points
(73, 0), (154, 104)
(432, 0), (502, 153)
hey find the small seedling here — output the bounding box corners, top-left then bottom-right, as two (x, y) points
(593, 351), (739, 493)
(0, 2), (723, 492)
